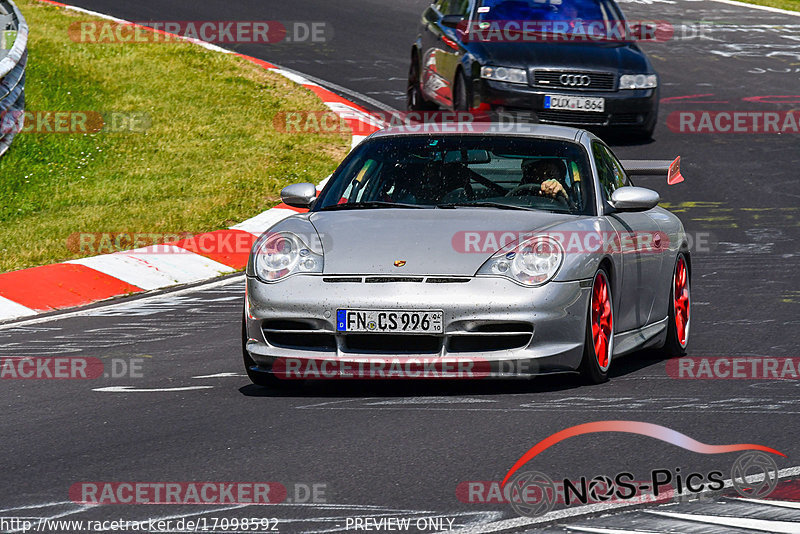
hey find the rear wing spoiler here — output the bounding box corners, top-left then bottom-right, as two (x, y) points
(620, 156), (684, 185)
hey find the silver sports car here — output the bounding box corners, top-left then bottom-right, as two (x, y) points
(242, 124), (690, 385)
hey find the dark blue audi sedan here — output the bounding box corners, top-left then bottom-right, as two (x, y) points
(408, 0), (660, 138)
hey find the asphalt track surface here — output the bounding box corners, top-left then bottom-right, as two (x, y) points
(2, 0), (800, 532)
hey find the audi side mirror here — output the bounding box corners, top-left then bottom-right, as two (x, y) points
(280, 183), (317, 209)
(609, 186), (660, 211)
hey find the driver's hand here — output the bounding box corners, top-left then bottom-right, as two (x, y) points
(540, 179), (566, 198)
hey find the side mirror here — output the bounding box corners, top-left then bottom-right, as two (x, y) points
(440, 14), (464, 28)
(610, 186), (660, 211)
(280, 183), (317, 209)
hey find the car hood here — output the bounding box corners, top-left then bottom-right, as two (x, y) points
(471, 41), (649, 72)
(309, 209), (576, 276)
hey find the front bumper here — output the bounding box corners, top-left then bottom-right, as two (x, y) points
(244, 275), (592, 379)
(478, 79), (658, 129)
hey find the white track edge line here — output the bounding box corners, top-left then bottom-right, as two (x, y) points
(705, 0), (800, 17)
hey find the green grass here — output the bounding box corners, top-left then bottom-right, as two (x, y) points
(0, 0), (349, 272)
(726, 0), (800, 11)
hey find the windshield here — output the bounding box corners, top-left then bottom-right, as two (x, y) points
(476, 0), (622, 25)
(313, 135), (594, 215)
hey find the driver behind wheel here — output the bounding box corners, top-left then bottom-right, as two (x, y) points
(520, 159), (569, 200)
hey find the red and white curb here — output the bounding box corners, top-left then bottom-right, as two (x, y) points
(0, 0), (383, 322)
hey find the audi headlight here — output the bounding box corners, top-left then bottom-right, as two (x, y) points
(619, 74), (658, 89)
(481, 66), (528, 85)
(254, 232), (323, 282)
(476, 236), (563, 286)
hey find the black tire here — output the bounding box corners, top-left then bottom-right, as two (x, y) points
(637, 121), (656, 140)
(660, 253), (690, 358)
(611, 114), (655, 141)
(242, 313), (284, 388)
(633, 112), (657, 140)
(407, 54), (436, 111)
(453, 69), (470, 111)
(579, 268), (614, 384)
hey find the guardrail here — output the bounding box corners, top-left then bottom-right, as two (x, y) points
(0, 0), (27, 159)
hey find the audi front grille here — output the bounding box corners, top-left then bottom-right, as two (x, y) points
(533, 70), (617, 91)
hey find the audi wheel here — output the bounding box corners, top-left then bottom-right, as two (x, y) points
(453, 70), (470, 112)
(407, 54), (436, 112)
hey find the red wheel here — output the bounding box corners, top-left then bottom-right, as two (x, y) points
(673, 255), (690, 347)
(580, 268), (613, 383)
(591, 271), (613, 370)
(661, 254), (690, 357)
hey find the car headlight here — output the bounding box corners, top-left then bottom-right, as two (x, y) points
(476, 236), (563, 286)
(254, 232), (323, 282)
(481, 66), (528, 85)
(619, 74), (658, 89)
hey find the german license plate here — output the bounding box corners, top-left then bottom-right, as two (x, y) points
(337, 310), (444, 334)
(544, 95), (605, 112)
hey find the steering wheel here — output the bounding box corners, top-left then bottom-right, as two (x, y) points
(507, 183), (541, 197)
(507, 183), (571, 207)
(464, 181), (476, 200)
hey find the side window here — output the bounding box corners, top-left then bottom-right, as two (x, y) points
(448, 0), (471, 16)
(592, 142), (614, 200)
(339, 159), (380, 203)
(433, 0), (449, 13)
(592, 142), (628, 200)
(607, 149), (630, 189)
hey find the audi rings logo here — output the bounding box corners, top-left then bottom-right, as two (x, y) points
(559, 74), (591, 87)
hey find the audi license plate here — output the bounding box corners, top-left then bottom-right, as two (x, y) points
(337, 310), (444, 334)
(544, 95), (605, 112)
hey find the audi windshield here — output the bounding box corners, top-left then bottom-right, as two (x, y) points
(477, 0), (624, 25)
(474, 0), (629, 41)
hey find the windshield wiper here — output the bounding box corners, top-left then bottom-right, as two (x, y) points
(319, 201), (428, 211)
(436, 202), (535, 211)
